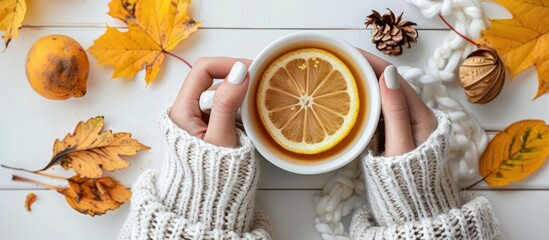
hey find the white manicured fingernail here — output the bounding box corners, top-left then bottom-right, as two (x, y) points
(227, 61), (247, 85)
(384, 65), (400, 89)
(199, 90), (215, 112)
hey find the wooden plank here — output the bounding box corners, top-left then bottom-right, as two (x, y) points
(475, 190), (549, 240)
(195, 0), (447, 29)
(0, 189), (318, 239)
(0, 189), (130, 240)
(0, 189), (547, 239)
(23, 0), (447, 29)
(0, 28), (442, 189)
(24, 0), (118, 27)
(1, 28), (546, 190)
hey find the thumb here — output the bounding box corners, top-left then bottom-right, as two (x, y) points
(380, 65), (415, 156)
(204, 62), (249, 147)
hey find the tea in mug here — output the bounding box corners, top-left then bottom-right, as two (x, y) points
(247, 47), (370, 162)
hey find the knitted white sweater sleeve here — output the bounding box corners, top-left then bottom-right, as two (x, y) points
(350, 110), (501, 239)
(118, 109), (272, 240)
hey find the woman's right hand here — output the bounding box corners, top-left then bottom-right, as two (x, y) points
(169, 58), (251, 148)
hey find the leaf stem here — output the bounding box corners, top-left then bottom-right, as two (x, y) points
(12, 175), (59, 191)
(438, 14), (480, 48)
(1, 164), (67, 180)
(164, 51), (192, 69)
(464, 177), (486, 190)
(464, 169), (496, 190)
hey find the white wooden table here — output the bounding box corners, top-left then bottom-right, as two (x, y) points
(1, 0), (548, 239)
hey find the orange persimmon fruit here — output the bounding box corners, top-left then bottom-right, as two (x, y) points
(25, 35), (89, 100)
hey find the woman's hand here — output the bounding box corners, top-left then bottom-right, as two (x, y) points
(358, 49), (437, 156)
(169, 57), (251, 148)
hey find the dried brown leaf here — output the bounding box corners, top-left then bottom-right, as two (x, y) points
(59, 176), (131, 216)
(24, 192), (37, 212)
(13, 174), (131, 216)
(39, 116), (150, 178)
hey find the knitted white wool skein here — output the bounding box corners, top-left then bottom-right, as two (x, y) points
(313, 0), (490, 238)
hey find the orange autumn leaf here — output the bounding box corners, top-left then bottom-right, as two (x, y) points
(38, 116), (150, 178)
(59, 176), (131, 216)
(13, 175), (130, 216)
(479, 120), (549, 187)
(25, 192), (37, 212)
(0, 0), (27, 49)
(480, 0), (549, 99)
(89, 0), (201, 84)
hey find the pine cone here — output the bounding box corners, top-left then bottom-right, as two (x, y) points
(365, 9), (419, 56)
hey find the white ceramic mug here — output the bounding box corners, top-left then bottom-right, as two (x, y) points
(200, 31), (380, 174)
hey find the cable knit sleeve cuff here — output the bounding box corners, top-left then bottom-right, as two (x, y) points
(153, 108), (260, 233)
(350, 193), (501, 239)
(361, 110), (461, 226)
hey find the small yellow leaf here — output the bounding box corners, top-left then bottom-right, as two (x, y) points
(0, 0), (27, 49)
(108, 0), (139, 22)
(90, 0), (201, 84)
(480, 120), (549, 187)
(25, 192), (37, 212)
(39, 116), (150, 178)
(60, 176), (131, 216)
(480, 0), (549, 99)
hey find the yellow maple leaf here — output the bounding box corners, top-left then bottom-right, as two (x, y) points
(0, 0), (27, 49)
(89, 0), (201, 84)
(479, 120), (549, 187)
(39, 116), (150, 178)
(480, 0), (549, 99)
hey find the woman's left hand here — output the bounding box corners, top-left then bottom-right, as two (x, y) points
(358, 49), (437, 156)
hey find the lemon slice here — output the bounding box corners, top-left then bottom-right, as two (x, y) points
(257, 48), (359, 154)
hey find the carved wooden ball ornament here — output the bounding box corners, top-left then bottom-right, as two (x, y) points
(459, 46), (505, 104)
